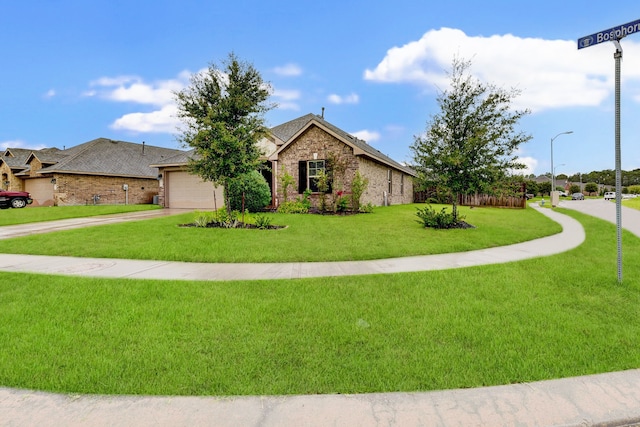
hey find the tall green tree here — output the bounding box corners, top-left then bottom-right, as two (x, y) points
(411, 58), (531, 222)
(174, 53), (274, 213)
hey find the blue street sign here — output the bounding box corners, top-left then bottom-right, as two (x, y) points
(578, 18), (640, 49)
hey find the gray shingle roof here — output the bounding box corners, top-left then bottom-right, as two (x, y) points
(2, 148), (34, 170)
(38, 138), (183, 178)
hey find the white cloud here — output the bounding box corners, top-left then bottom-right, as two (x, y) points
(512, 156), (538, 176)
(89, 74), (187, 107)
(0, 140), (47, 150)
(273, 63), (302, 77)
(351, 129), (381, 143)
(87, 71), (195, 133)
(110, 105), (179, 133)
(272, 88), (301, 111)
(364, 27), (640, 112)
(43, 89), (56, 99)
(328, 93), (359, 105)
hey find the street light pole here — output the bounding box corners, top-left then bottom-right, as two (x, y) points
(550, 131), (573, 202)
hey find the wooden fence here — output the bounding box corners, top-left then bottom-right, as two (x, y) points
(457, 193), (526, 209)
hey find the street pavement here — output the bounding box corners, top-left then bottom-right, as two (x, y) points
(2, 202), (640, 426)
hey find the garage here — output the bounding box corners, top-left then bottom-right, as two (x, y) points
(165, 171), (223, 209)
(24, 177), (55, 206)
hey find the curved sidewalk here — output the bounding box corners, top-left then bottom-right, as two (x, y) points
(0, 205), (584, 281)
(3, 204), (640, 426)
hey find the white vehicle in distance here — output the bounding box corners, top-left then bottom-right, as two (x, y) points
(604, 192), (616, 201)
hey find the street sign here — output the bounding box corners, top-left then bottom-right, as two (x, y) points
(578, 18), (640, 49)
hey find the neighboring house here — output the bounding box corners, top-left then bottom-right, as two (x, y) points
(153, 113), (415, 209)
(0, 138), (182, 206)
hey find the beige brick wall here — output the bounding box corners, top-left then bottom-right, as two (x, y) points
(276, 126), (359, 204)
(358, 158), (414, 206)
(54, 174), (159, 206)
(0, 163), (23, 191)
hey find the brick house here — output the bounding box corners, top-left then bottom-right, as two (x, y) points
(153, 113), (415, 209)
(0, 138), (182, 206)
(268, 114), (415, 207)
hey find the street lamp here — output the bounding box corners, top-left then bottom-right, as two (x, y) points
(550, 131), (573, 196)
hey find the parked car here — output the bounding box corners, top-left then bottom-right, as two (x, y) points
(0, 190), (33, 209)
(558, 191), (568, 197)
(604, 191), (616, 200)
(571, 192), (585, 200)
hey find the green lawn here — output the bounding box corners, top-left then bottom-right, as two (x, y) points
(0, 204), (159, 226)
(623, 196), (640, 210)
(0, 204), (560, 262)
(0, 209), (638, 396)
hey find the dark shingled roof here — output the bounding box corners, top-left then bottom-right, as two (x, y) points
(38, 138), (183, 178)
(2, 148), (34, 170)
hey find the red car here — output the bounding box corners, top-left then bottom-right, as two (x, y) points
(0, 190), (33, 209)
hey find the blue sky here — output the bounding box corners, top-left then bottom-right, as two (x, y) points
(2, 1), (640, 177)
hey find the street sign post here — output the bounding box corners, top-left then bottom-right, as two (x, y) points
(578, 18), (640, 49)
(578, 19), (640, 283)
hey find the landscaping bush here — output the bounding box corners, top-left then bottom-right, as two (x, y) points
(227, 171), (271, 212)
(416, 204), (466, 229)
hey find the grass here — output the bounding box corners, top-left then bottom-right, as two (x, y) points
(0, 204), (160, 226)
(0, 209), (639, 396)
(623, 196), (640, 210)
(0, 204), (560, 262)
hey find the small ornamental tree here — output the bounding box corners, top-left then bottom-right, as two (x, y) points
(411, 57), (532, 224)
(174, 52), (274, 216)
(350, 171), (369, 212)
(584, 182), (598, 195)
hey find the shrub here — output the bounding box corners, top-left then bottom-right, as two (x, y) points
(359, 202), (374, 213)
(277, 200), (309, 214)
(227, 171), (271, 213)
(415, 204), (464, 229)
(193, 211), (214, 227)
(253, 214), (273, 229)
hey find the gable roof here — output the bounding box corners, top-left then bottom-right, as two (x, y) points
(270, 113), (415, 176)
(1, 148), (36, 172)
(36, 138), (182, 178)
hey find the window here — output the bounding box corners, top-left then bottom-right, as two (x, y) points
(387, 169), (393, 194)
(400, 174), (404, 195)
(308, 160), (325, 192)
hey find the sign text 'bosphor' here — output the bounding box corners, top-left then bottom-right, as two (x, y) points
(578, 18), (640, 49)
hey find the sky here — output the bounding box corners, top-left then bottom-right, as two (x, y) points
(2, 1), (640, 178)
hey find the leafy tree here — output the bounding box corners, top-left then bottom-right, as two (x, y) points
(584, 182), (598, 195)
(174, 52), (274, 214)
(411, 58), (531, 222)
(569, 184), (580, 194)
(538, 181), (551, 196)
(524, 180), (538, 196)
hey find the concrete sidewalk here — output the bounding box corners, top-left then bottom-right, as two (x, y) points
(2, 204), (640, 426)
(0, 205), (584, 281)
(3, 369), (640, 427)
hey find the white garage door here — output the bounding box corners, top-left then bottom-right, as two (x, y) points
(24, 178), (54, 206)
(166, 171), (223, 209)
